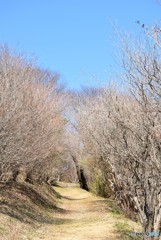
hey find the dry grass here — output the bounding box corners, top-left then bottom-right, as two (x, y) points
(0, 181), (59, 224)
(0, 182), (141, 240)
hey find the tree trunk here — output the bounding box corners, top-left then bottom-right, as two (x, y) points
(139, 213), (161, 240)
(153, 206), (161, 240)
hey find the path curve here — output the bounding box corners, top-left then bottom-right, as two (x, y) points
(32, 185), (139, 240)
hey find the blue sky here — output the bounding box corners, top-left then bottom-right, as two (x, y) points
(0, 0), (160, 90)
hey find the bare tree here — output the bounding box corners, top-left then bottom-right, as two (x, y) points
(73, 46), (161, 237)
(0, 46), (67, 183)
(116, 29), (161, 236)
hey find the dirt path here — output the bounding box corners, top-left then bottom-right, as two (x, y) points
(30, 185), (139, 240)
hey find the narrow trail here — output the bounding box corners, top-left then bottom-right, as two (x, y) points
(31, 185), (139, 240)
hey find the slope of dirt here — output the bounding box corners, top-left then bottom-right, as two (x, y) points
(0, 182), (58, 224)
(0, 183), (141, 240)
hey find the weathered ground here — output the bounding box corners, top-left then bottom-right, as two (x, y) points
(0, 183), (141, 240)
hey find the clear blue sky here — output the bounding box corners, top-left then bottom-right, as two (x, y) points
(0, 0), (160, 90)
